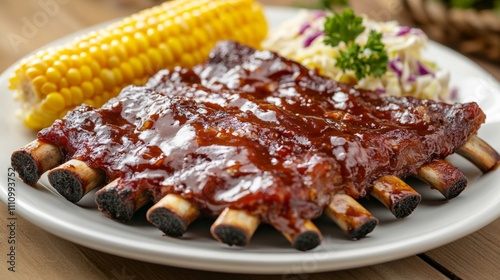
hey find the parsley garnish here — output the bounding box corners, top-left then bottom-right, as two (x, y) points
(323, 9), (388, 80)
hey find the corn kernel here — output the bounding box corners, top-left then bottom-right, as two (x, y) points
(46, 67), (62, 83)
(122, 36), (138, 56)
(34, 104), (58, 120)
(70, 54), (82, 68)
(93, 95), (103, 107)
(100, 69), (115, 90)
(129, 57), (144, 77)
(147, 49), (164, 71)
(27, 58), (48, 72)
(132, 77), (147, 85)
(158, 43), (174, 66)
(192, 27), (209, 47)
(112, 86), (122, 97)
(181, 11), (197, 30)
(102, 91), (113, 102)
(60, 88), (72, 105)
(44, 92), (66, 111)
(32, 76), (48, 89)
(78, 41), (90, 51)
(80, 65), (93, 81)
(166, 37), (183, 62)
(59, 54), (72, 67)
(41, 82), (58, 95)
(134, 32), (150, 52)
(88, 59), (101, 75)
(24, 112), (43, 129)
(58, 78), (69, 89)
(70, 86), (84, 105)
(67, 68), (82, 86)
(163, 19), (181, 37)
(111, 39), (128, 60)
(92, 77), (104, 95)
(139, 53), (153, 75)
(26, 67), (42, 80)
(81, 81), (95, 99)
(180, 53), (195, 67)
(8, 74), (19, 90)
(120, 62), (134, 82)
(135, 20), (147, 32)
(108, 56), (120, 68)
(112, 68), (124, 85)
(146, 28), (161, 47)
(52, 61), (68, 74)
(42, 54), (56, 66)
(90, 46), (106, 66)
(83, 99), (95, 107)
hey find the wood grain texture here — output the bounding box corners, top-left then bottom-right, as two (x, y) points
(425, 219), (500, 280)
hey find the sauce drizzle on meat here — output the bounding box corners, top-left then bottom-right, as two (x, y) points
(37, 41), (485, 234)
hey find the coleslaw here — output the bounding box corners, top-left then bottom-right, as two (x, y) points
(262, 10), (453, 101)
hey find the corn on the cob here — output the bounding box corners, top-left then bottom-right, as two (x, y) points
(9, 0), (268, 130)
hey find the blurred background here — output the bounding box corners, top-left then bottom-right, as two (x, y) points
(0, 0), (498, 78)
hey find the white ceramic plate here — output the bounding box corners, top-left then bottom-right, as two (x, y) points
(1, 7), (500, 275)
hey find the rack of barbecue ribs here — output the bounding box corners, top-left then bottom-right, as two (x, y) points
(11, 41), (500, 251)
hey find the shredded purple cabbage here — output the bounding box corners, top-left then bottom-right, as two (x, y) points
(396, 27), (411, 36)
(417, 62), (433, 76)
(375, 88), (386, 94)
(408, 75), (416, 82)
(396, 26), (425, 37)
(298, 22), (311, 35)
(313, 10), (326, 20)
(304, 30), (324, 47)
(389, 60), (402, 77)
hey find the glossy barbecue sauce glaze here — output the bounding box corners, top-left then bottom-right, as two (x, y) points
(38, 41), (485, 234)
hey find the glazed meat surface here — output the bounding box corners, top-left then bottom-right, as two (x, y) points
(37, 41), (485, 234)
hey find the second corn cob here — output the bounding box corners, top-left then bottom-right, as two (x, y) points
(9, 0), (268, 130)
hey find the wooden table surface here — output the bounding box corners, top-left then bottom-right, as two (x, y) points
(0, 1), (499, 279)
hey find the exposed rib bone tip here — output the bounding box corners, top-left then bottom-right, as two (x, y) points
(11, 139), (62, 185)
(417, 159), (468, 200)
(325, 194), (378, 239)
(95, 179), (150, 223)
(48, 159), (105, 202)
(281, 220), (322, 251)
(457, 136), (500, 173)
(371, 175), (421, 219)
(211, 208), (260, 246)
(147, 194), (200, 237)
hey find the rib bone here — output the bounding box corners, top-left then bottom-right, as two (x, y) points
(417, 159), (468, 199)
(9, 134), (499, 250)
(95, 178), (151, 222)
(325, 194), (378, 239)
(147, 194), (200, 237)
(371, 175), (422, 218)
(210, 208), (260, 246)
(11, 139), (62, 185)
(456, 136), (500, 173)
(48, 159), (105, 202)
(280, 220), (322, 251)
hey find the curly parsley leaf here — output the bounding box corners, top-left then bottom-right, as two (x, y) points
(323, 9), (365, 47)
(323, 9), (388, 80)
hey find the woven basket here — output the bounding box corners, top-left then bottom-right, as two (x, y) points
(404, 0), (500, 62)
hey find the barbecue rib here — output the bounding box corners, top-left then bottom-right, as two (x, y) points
(11, 41), (499, 251)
